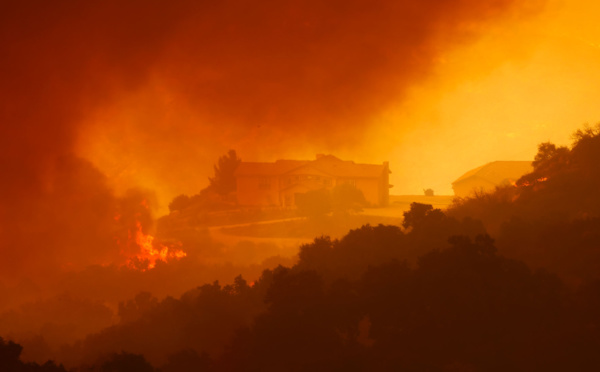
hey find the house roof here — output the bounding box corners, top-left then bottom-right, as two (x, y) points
(235, 155), (388, 178)
(235, 160), (306, 176)
(452, 161), (533, 186)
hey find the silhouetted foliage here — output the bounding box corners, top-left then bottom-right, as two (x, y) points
(295, 188), (331, 218)
(98, 352), (155, 372)
(168, 194), (191, 213)
(402, 202), (433, 229)
(32, 199), (600, 371)
(296, 225), (406, 282)
(72, 276), (266, 367)
(161, 349), (212, 372)
(0, 337), (21, 371)
(539, 142), (568, 168)
(219, 230), (587, 371)
(0, 337), (66, 372)
(165, 150), (242, 214)
(117, 292), (158, 324)
(208, 150), (241, 196)
(449, 124), (600, 281)
(17, 125), (600, 371)
(331, 183), (367, 213)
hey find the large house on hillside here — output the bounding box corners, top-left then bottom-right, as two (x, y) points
(452, 161), (533, 197)
(235, 155), (391, 207)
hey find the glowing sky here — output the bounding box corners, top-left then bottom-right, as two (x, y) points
(1, 0), (598, 219)
(370, 0), (600, 194)
(71, 0), (600, 208)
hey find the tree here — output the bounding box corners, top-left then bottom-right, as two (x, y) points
(532, 142), (569, 171)
(295, 189), (332, 218)
(168, 194), (191, 213)
(161, 349), (211, 372)
(571, 122), (600, 146)
(402, 202), (433, 229)
(100, 352), (155, 372)
(0, 337), (66, 371)
(207, 150), (241, 196)
(0, 337), (21, 371)
(118, 292), (159, 324)
(331, 183), (367, 214)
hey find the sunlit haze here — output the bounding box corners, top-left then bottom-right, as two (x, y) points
(74, 0), (600, 206)
(3, 0), (600, 370)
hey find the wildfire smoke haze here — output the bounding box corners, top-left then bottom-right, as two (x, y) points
(0, 0), (544, 279)
(2, 0), (600, 369)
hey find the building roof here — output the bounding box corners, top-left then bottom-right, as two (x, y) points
(235, 160), (306, 176)
(235, 155), (388, 178)
(452, 161), (533, 186)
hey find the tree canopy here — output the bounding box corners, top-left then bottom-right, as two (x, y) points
(207, 150), (241, 196)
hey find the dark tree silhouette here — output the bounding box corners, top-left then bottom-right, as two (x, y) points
(161, 349), (211, 372)
(331, 183), (367, 213)
(117, 292), (159, 324)
(168, 194), (191, 212)
(208, 150), (241, 196)
(0, 337), (66, 372)
(0, 337), (21, 371)
(99, 352), (155, 372)
(450, 124), (600, 281)
(402, 202), (433, 229)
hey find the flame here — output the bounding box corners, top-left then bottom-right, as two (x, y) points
(518, 177), (548, 187)
(118, 199), (187, 271)
(125, 221), (186, 271)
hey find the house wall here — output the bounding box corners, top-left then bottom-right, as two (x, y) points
(354, 178), (380, 206)
(280, 184), (312, 207)
(380, 162), (390, 206)
(236, 161), (391, 208)
(280, 167), (336, 207)
(236, 176), (281, 206)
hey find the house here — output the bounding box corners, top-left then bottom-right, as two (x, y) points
(452, 161), (533, 197)
(235, 155), (391, 207)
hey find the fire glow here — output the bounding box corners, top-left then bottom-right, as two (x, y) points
(125, 221), (186, 271)
(518, 177), (548, 187)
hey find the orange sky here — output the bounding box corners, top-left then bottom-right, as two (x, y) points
(368, 0), (600, 194)
(0, 0), (597, 283)
(71, 0), (600, 209)
(1, 0), (599, 357)
(1, 0), (598, 222)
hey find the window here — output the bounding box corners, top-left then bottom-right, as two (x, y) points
(259, 178), (271, 190)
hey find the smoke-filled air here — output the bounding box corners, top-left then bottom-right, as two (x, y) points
(2, 0), (600, 370)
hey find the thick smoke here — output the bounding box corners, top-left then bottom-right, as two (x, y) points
(0, 0), (544, 280)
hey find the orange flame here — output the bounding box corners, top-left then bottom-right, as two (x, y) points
(116, 199), (186, 270)
(124, 223), (186, 271)
(518, 177), (548, 187)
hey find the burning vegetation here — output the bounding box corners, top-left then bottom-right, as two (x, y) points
(124, 220), (186, 271)
(120, 200), (186, 271)
(1, 125), (600, 371)
(3, 0), (600, 370)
